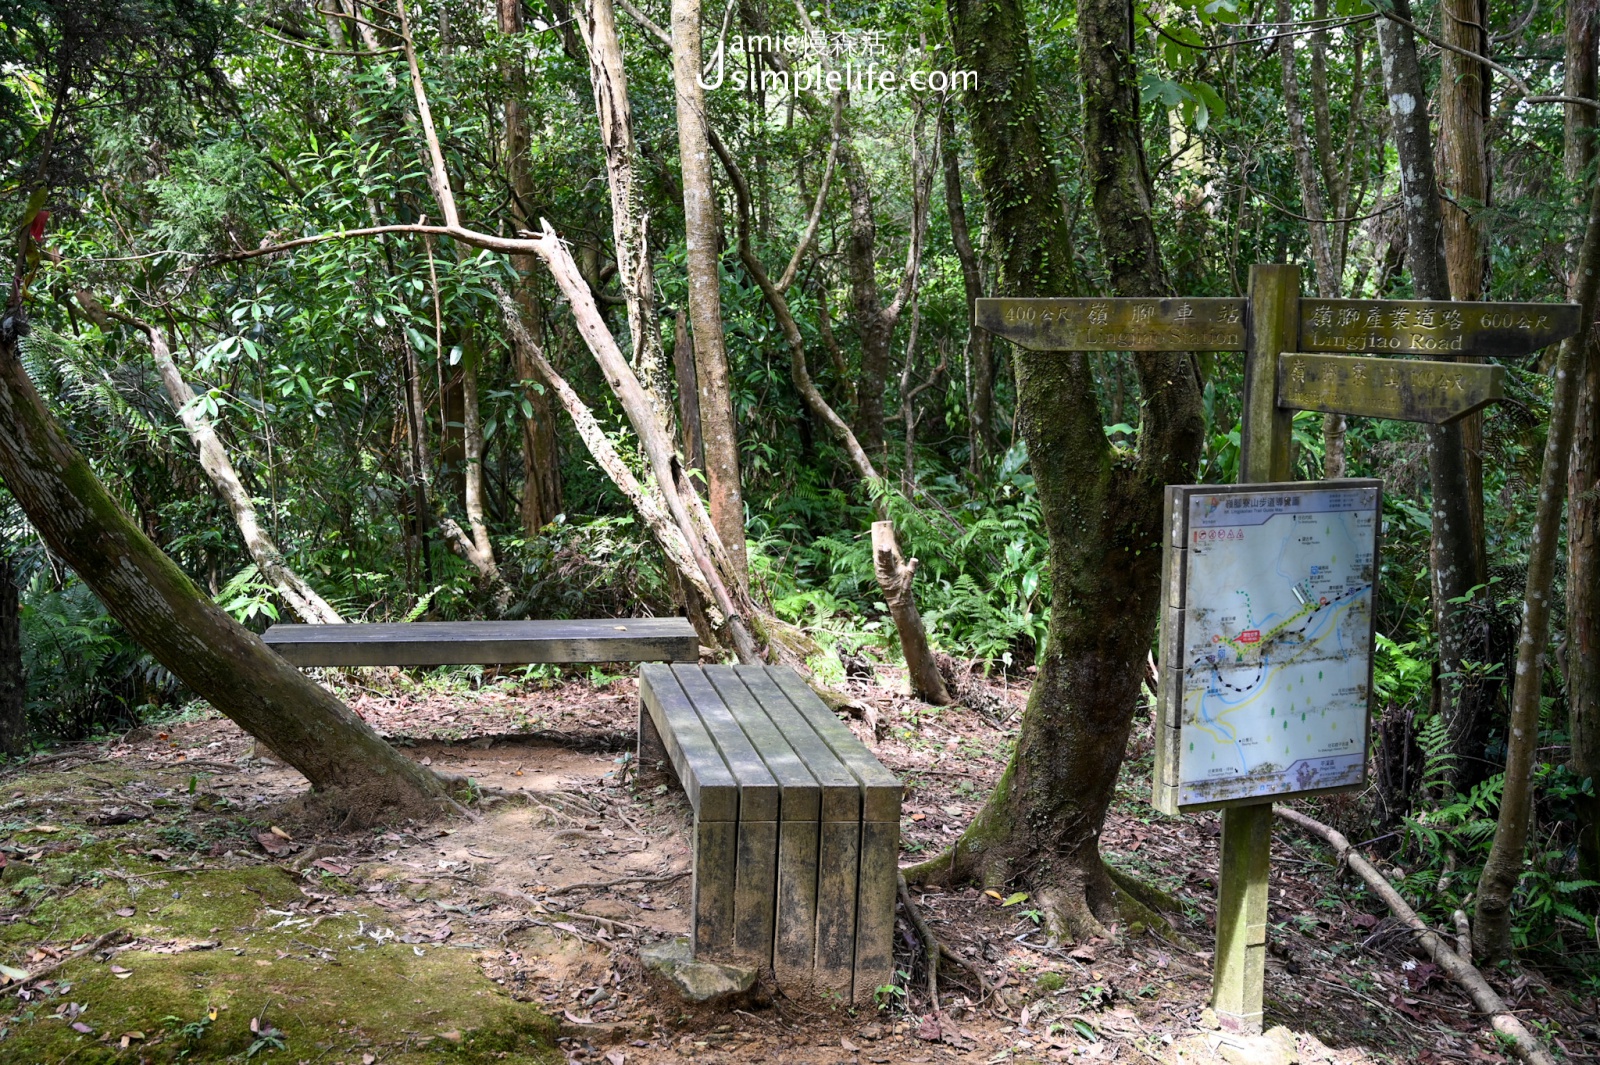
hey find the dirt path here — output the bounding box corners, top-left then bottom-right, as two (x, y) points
(0, 668), (1594, 1063)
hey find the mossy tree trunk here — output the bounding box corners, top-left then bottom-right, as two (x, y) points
(912, 0), (1203, 940)
(0, 323), (448, 810)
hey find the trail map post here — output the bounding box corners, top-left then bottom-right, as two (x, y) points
(975, 263), (1580, 1034)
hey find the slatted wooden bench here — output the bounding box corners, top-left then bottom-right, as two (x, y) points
(261, 618), (699, 666)
(638, 663), (901, 1003)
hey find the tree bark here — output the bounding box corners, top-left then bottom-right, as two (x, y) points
(1567, 0), (1600, 186)
(1566, 0), (1600, 899)
(940, 105), (995, 471)
(671, 311), (703, 471)
(1376, 2), (1486, 792)
(911, 0), (1203, 940)
(671, 0), (747, 584)
(0, 323), (446, 808)
(134, 319), (345, 626)
(1438, 0), (1491, 587)
(1474, 171), (1600, 958)
(498, 0), (564, 535)
(872, 522), (951, 706)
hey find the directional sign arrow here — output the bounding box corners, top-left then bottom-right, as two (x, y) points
(1277, 353), (1505, 424)
(1299, 299), (1581, 357)
(974, 297), (1247, 351)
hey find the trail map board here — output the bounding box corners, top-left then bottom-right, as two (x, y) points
(1154, 480), (1382, 815)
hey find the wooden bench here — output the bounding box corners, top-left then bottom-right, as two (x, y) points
(261, 618), (699, 667)
(638, 663), (901, 1003)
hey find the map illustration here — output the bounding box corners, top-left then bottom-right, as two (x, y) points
(1172, 483), (1379, 806)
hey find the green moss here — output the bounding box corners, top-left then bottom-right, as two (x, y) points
(1034, 971), (1067, 994)
(0, 864), (557, 1063)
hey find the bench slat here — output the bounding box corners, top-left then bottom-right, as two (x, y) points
(702, 667), (820, 821)
(669, 666), (779, 820)
(733, 666), (860, 823)
(765, 667), (901, 822)
(638, 665), (738, 822)
(263, 618), (698, 666)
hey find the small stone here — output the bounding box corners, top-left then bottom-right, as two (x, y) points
(1199, 1008), (1220, 1030)
(1216, 1027), (1299, 1065)
(640, 939), (755, 1005)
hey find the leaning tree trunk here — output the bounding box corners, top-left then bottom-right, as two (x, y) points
(872, 522), (951, 706)
(135, 320), (346, 626)
(1376, 1), (1487, 794)
(0, 322), (447, 808)
(907, 0), (1203, 940)
(1473, 173), (1600, 960)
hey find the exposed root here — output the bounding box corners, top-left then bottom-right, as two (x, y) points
(897, 873), (941, 1010)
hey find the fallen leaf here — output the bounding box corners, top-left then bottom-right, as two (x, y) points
(841, 1037), (859, 1052)
(1351, 913), (1379, 930)
(255, 831), (292, 856)
(362, 1054), (377, 1065)
(910, 813), (926, 821)
(1069, 945), (1097, 962)
(915, 1016), (942, 1041)
(605, 1052), (626, 1065)
(71, 1021), (94, 1034)
(0, 962), (28, 982)
(25, 824), (61, 833)
(119, 1031), (145, 1048)
(420, 757), (433, 767)
(311, 859), (352, 876)
(562, 1010), (594, 1025)
(114, 907), (135, 918)
(983, 889), (1003, 901)
(110, 965), (131, 979)
(269, 825), (292, 840)
(437, 1030), (461, 1044)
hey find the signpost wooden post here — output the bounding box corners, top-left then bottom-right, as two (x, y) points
(974, 267), (1580, 1035)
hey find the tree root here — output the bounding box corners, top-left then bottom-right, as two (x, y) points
(898, 873), (940, 1009)
(1277, 805), (1557, 1065)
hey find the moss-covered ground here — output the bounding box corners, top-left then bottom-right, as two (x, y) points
(0, 766), (557, 1064)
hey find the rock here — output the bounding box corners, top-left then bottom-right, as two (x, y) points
(1216, 1026), (1299, 1065)
(1199, 1008), (1220, 1030)
(640, 939), (755, 1004)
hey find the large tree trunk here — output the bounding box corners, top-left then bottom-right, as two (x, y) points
(910, 0), (1203, 940)
(1473, 174), (1600, 960)
(1375, 2), (1486, 794)
(499, 0), (564, 536)
(1567, 1), (1600, 902)
(670, 0), (747, 585)
(841, 140), (895, 462)
(0, 323), (446, 809)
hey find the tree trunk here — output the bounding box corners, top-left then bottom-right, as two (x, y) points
(1438, 0), (1491, 588)
(498, 0), (563, 535)
(872, 522), (951, 706)
(841, 139), (894, 462)
(911, 0), (1203, 940)
(940, 106), (995, 471)
(1566, 0), (1600, 900)
(671, 0), (747, 585)
(0, 546), (23, 757)
(1277, 0), (1347, 477)
(1567, 0), (1600, 187)
(672, 311), (703, 471)
(1473, 174), (1600, 960)
(1376, 2), (1486, 793)
(126, 319), (346, 626)
(0, 323), (446, 809)
(578, 0), (672, 413)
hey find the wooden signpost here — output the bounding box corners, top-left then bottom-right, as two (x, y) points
(975, 265), (1579, 1034)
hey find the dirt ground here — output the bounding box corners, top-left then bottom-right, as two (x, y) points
(1, 663), (1596, 1064)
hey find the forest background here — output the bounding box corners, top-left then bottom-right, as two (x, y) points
(2, 0), (1598, 988)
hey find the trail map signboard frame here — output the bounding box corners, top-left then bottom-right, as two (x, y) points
(1153, 480), (1382, 816)
(974, 265), (1581, 1036)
